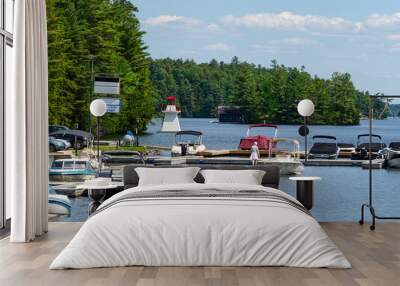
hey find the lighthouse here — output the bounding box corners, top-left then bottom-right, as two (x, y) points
(160, 96), (181, 132)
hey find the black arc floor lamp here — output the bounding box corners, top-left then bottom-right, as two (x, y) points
(359, 94), (400, 230)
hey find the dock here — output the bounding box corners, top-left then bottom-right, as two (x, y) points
(198, 149), (353, 159)
(303, 158), (385, 168)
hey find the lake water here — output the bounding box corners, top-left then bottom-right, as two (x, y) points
(55, 118), (400, 223)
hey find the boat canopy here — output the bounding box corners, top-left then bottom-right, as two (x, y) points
(357, 134), (382, 140)
(176, 130), (203, 136)
(50, 129), (93, 139)
(313, 135), (337, 141)
(248, 124), (278, 129)
(246, 124), (278, 138)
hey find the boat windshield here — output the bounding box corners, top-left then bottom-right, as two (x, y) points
(74, 161), (88, 169)
(176, 135), (201, 145)
(51, 161), (63, 169)
(63, 161), (74, 169)
(247, 125), (278, 138)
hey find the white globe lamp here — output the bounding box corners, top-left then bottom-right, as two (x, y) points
(297, 99), (315, 162)
(297, 99), (315, 117)
(90, 99), (107, 117)
(90, 99), (107, 168)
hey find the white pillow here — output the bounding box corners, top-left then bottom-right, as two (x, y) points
(135, 167), (200, 186)
(200, 169), (266, 185)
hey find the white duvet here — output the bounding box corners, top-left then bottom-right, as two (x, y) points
(50, 183), (351, 269)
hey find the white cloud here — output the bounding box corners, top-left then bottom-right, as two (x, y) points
(279, 37), (317, 46)
(252, 37), (317, 55)
(365, 13), (400, 29)
(207, 23), (221, 32)
(221, 12), (362, 34)
(143, 15), (202, 26)
(205, 43), (230, 51)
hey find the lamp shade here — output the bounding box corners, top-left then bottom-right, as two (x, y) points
(90, 99), (107, 117)
(297, 99), (315, 117)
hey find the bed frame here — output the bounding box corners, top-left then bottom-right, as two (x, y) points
(123, 165), (280, 190)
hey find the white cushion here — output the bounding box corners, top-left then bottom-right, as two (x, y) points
(135, 167), (200, 186)
(200, 169), (266, 185)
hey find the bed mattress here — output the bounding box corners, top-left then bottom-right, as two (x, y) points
(50, 183), (350, 269)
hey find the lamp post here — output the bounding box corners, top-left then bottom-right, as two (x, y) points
(297, 99), (315, 163)
(88, 55), (95, 135)
(90, 99), (107, 168)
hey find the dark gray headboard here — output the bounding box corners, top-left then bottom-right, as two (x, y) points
(123, 165), (280, 189)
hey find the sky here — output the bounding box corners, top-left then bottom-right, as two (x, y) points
(135, 0), (400, 94)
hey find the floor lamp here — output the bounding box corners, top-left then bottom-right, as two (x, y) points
(297, 99), (315, 163)
(359, 94), (400, 230)
(90, 99), (107, 170)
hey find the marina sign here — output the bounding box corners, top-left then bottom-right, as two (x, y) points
(94, 76), (120, 95)
(100, 98), (121, 113)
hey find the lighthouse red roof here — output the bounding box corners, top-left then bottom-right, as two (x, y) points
(167, 96), (176, 101)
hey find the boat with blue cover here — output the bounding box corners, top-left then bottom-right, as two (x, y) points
(49, 159), (97, 182)
(48, 187), (72, 215)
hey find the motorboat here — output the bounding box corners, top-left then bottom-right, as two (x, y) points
(351, 134), (386, 160)
(337, 143), (356, 158)
(102, 150), (145, 165)
(171, 130), (206, 156)
(381, 142), (400, 168)
(49, 159), (97, 182)
(239, 124), (278, 150)
(270, 138), (301, 161)
(308, 135), (339, 159)
(48, 187), (72, 215)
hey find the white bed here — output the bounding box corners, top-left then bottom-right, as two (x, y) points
(50, 183), (350, 269)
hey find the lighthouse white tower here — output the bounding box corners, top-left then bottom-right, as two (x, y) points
(160, 96), (181, 132)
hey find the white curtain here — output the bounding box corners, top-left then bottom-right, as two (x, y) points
(8, 0), (49, 242)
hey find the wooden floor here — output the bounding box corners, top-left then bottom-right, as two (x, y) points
(0, 222), (399, 286)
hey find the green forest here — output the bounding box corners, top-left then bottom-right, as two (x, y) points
(47, 0), (155, 133)
(150, 58), (386, 125)
(47, 0), (387, 132)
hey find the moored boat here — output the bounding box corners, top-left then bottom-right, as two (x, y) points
(102, 150), (145, 165)
(239, 124), (278, 150)
(337, 143), (356, 158)
(308, 135), (339, 159)
(351, 134), (386, 160)
(381, 142), (400, 168)
(48, 187), (72, 215)
(171, 130), (206, 156)
(49, 159), (97, 182)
